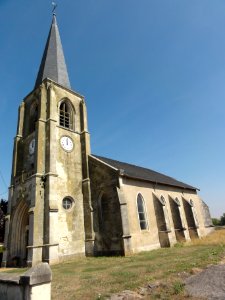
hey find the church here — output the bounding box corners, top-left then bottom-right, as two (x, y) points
(2, 15), (213, 267)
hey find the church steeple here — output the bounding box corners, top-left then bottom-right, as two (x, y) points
(34, 14), (71, 89)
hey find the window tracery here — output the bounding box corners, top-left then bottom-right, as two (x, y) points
(59, 100), (74, 129)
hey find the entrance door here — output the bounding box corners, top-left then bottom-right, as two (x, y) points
(8, 200), (29, 267)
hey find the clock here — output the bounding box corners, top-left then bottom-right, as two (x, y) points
(29, 139), (35, 155)
(60, 136), (74, 152)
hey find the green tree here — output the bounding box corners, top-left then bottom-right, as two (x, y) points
(220, 213), (225, 226)
(212, 218), (221, 226)
(0, 199), (8, 243)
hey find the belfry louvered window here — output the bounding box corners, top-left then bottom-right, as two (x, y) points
(29, 102), (38, 133)
(137, 193), (148, 230)
(59, 101), (72, 129)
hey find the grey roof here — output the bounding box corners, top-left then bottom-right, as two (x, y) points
(35, 14), (71, 89)
(92, 155), (197, 191)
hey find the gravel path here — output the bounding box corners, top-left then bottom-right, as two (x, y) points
(185, 264), (225, 300)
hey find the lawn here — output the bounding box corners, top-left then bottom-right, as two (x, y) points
(50, 229), (225, 300)
(0, 230), (224, 299)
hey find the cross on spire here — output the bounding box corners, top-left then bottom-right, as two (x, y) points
(52, 2), (57, 15)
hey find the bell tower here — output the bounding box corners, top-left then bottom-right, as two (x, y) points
(2, 14), (94, 267)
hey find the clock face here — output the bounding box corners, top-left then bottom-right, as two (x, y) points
(29, 139), (35, 155)
(60, 136), (74, 152)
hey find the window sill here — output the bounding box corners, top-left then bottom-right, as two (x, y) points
(56, 125), (80, 134)
(140, 229), (150, 233)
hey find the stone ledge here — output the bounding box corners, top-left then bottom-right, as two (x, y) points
(0, 273), (20, 285)
(19, 263), (52, 286)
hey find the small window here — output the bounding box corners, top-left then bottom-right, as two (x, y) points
(137, 193), (148, 230)
(59, 101), (73, 129)
(62, 197), (73, 210)
(160, 195), (166, 205)
(174, 197), (180, 206)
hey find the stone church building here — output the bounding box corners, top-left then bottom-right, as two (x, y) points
(2, 15), (213, 267)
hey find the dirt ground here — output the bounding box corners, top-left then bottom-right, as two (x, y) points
(185, 263), (225, 300)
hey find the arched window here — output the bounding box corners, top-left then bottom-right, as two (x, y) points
(59, 100), (73, 129)
(29, 102), (38, 133)
(137, 193), (148, 230)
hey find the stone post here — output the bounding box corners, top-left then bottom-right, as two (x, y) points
(0, 263), (52, 300)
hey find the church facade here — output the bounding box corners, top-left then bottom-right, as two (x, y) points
(2, 15), (213, 267)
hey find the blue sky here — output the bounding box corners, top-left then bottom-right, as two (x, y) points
(0, 0), (225, 217)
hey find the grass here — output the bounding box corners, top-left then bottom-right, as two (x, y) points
(173, 281), (185, 295)
(0, 245), (5, 254)
(50, 229), (225, 299)
(1, 229), (225, 299)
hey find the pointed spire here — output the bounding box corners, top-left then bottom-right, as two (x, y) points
(35, 14), (71, 89)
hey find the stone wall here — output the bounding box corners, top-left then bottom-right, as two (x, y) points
(89, 156), (124, 255)
(89, 155), (213, 256)
(201, 200), (213, 227)
(0, 263), (51, 300)
(121, 177), (212, 252)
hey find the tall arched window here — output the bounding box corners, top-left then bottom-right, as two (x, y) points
(59, 100), (73, 129)
(29, 102), (38, 133)
(137, 193), (148, 230)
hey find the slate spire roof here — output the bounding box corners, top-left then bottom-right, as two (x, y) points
(35, 14), (71, 89)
